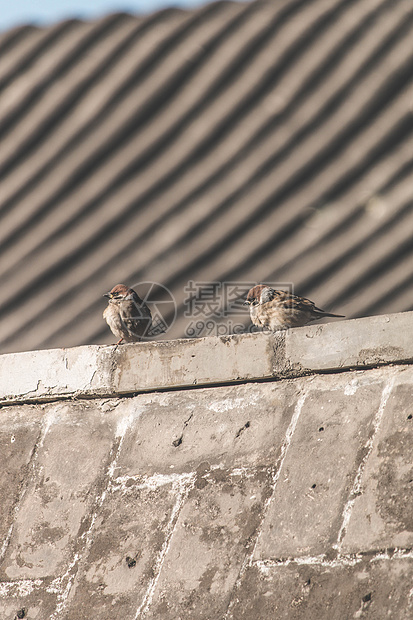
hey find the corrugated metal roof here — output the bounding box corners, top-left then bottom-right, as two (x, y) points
(0, 0), (412, 352)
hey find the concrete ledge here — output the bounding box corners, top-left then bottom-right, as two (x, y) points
(1, 313), (413, 619)
(285, 310), (413, 370)
(1, 311), (413, 405)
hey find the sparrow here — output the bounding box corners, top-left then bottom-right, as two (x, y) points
(245, 284), (344, 331)
(103, 284), (152, 344)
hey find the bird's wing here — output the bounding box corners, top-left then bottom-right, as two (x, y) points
(268, 291), (316, 311)
(279, 293), (342, 317)
(120, 301), (152, 334)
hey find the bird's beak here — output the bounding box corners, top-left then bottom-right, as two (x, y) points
(103, 292), (112, 298)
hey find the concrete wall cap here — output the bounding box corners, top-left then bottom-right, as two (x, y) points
(1, 311), (413, 405)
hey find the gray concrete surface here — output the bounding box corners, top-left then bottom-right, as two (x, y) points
(0, 313), (412, 619)
(1, 311), (413, 405)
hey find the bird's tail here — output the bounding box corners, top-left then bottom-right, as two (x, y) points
(318, 311), (345, 318)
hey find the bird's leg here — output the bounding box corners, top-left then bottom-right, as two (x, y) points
(116, 337), (124, 345)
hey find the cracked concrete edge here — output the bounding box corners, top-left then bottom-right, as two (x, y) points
(1, 311), (413, 405)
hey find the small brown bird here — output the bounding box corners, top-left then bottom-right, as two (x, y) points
(103, 284), (152, 344)
(245, 284), (344, 331)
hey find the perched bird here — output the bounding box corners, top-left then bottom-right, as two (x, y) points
(245, 284), (344, 331)
(103, 284), (152, 344)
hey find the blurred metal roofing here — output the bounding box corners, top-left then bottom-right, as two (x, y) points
(0, 0), (412, 352)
